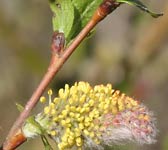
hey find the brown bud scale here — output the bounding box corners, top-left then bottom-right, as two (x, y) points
(51, 31), (65, 55)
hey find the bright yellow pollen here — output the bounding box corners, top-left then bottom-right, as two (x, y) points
(44, 106), (50, 114)
(49, 130), (57, 136)
(48, 89), (53, 95)
(51, 109), (56, 115)
(144, 115), (150, 121)
(94, 138), (100, 144)
(89, 132), (95, 138)
(53, 97), (59, 104)
(61, 110), (68, 118)
(76, 137), (83, 146)
(49, 102), (55, 108)
(40, 96), (46, 103)
(138, 114), (144, 119)
(41, 82), (140, 149)
(83, 129), (89, 136)
(79, 123), (84, 130)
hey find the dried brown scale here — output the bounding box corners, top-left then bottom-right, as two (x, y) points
(2, 130), (26, 150)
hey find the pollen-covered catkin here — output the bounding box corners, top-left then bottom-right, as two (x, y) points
(23, 82), (157, 150)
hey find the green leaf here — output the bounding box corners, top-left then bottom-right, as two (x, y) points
(22, 116), (45, 138)
(49, 0), (162, 45)
(26, 116), (44, 132)
(16, 103), (43, 131)
(116, 0), (163, 18)
(69, 0), (102, 40)
(49, 0), (103, 44)
(49, 0), (74, 42)
(16, 103), (24, 112)
(41, 135), (53, 150)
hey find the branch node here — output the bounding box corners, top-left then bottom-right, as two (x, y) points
(93, 0), (120, 22)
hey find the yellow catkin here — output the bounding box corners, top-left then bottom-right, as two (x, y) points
(40, 82), (141, 149)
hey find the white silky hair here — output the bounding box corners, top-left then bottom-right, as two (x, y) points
(83, 127), (137, 150)
(102, 127), (135, 145)
(102, 126), (157, 146)
(83, 136), (104, 150)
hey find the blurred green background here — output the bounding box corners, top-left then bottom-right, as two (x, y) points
(0, 0), (168, 150)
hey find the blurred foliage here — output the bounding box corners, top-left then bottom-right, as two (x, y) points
(0, 0), (168, 150)
(162, 135), (168, 150)
(50, 0), (162, 44)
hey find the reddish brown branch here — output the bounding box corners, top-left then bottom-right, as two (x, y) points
(2, 1), (120, 150)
